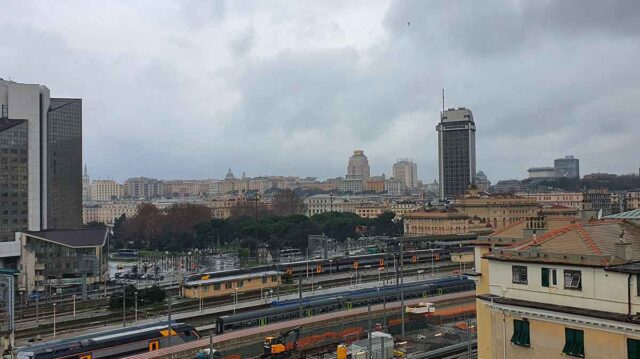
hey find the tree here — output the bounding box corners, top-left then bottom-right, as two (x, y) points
(273, 189), (307, 216)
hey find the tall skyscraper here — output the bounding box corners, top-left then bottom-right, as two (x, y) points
(392, 159), (418, 189)
(47, 98), (83, 229)
(436, 107), (476, 200)
(554, 155), (580, 179)
(0, 79), (82, 241)
(346, 150), (370, 181)
(82, 164), (91, 203)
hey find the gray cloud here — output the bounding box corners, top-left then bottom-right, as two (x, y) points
(1, 0), (639, 182)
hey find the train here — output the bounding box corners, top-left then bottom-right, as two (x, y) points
(215, 276), (475, 334)
(16, 322), (199, 359)
(186, 248), (455, 284)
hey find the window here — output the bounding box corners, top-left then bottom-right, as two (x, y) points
(225, 282), (232, 289)
(237, 280), (244, 288)
(214, 283), (220, 290)
(512, 265), (528, 284)
(510, 319), (530, 347)
(541, 268), (558, 287)
(262, 277), (268, 284)
(628, 338), (640, 359)
(564, 270), (582, 290)
(563, 328), (584, 357)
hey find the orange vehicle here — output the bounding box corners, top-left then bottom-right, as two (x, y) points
(263, 327), (301, 358)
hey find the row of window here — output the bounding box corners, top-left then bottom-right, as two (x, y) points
(195, 276), (278, 292)
(511, 319), (640, 358)
(512, 265), (582, 290)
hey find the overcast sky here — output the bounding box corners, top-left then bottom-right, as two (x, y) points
(2, 0), (639, 183)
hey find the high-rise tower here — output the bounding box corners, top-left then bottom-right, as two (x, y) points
(0, 79), (82, 240)
(436, 107), (476, 200)
(346, 150), (370, 181)
(393, 159), (418, 189)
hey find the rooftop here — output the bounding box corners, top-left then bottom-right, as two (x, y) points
(605, 209), (640, 220)
(25, 227), (110, 248)
(485, 220), (640, 266)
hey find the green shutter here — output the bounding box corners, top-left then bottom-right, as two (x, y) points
(511, 320), (521, 344)
(522, 320), (530, 346)
(563, 328), (585, 357)
(629, 338), (640, 359)
(563, 328), (574, 354)
(576, 329), (584, 357)
(541, 268), (549, 287)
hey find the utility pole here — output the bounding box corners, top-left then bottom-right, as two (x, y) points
(298, 273), (303, 318)
(135, 291), (138, 323)
(209, 330), (214, 359)
(400, 239), (405, 338)
(122, 284), (126, 327)
(167, 294), (172, 347)
(367, 301), (372, 355)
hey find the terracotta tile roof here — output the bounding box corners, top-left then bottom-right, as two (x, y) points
(488, 219), (528, 239)
(487, 220), (640, 266)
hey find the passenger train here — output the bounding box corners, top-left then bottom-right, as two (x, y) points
(16, 322), (199, 359)
(215, 276), (474, 334)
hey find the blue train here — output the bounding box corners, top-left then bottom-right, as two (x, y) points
(215, 276), (474, 334)
(269, 277), (464, 308)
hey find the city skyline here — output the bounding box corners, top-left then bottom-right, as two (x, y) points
(3, 1), (640, 182)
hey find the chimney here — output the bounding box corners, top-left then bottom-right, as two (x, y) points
(615, 229), (633, 262)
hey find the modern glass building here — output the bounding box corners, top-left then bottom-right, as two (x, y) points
(554, 155), (580, 179)
(0, 116), (29, 242)
(436, 107), (476, 200)
(47, 98), (83, 229)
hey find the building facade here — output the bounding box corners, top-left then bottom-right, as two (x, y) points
(385, 177), (405, 196)
(124, 177), (164, 199)
(82, 164), (91, 203)
(517, 192), (584, 210)
(393, 159), (418, 189)
(0, 79), (82, 241)
(46, 98), (83, 229)
(346, 150), (370, 181)
(475, 171), (491, 192)
(437, 107), (476, 200)
(338, 178), (363, 193)
(454, 188), (539, 229)
(83, 201), (139, 225)
(90, 179), (123, 202)
(403, 209), (469, 236)
(494, 179), (522, 194)
(475, 220), (640, 359)
(0, 117), (28, 242)
(527, 167), (556, 179)
(583, 188), (612, 216)
(554, 155), (580, 179)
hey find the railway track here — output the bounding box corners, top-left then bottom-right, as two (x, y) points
(14, 264), (462, 342)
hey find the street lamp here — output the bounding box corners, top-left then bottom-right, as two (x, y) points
(52, 303), (57, 338)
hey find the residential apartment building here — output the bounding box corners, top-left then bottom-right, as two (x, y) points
(338, 178), (363, 193)
(83, 201), (139, 225)
(385, 177), (405, 196)
(124, 177), (164, 199)
(365, 176), (386, 193)
(454, 187), (539, 229)
(583, 188), (612, 216)
(354, 203), (390, 219)
(403, 209), (469, 236)
(90, 179), (123, 202)
(437, 107), (476, 199)
(475, 219), (640, 358)
(0, 79), (82, 241)
(517, 192), (584, 210)
(626, 191), (640, 211)
(393, 159), (418, 189)
(304, 194), (380, 216)
(163, 180), (209, 198)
